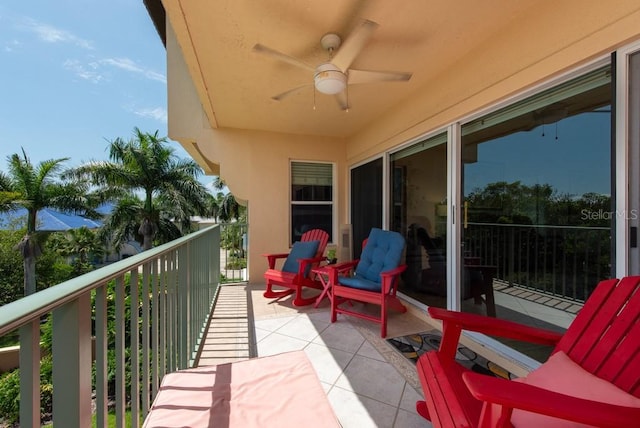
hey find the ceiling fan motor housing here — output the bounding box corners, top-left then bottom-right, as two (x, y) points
(314, 63), (347, 94)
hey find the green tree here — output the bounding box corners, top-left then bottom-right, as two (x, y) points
(49, 226), (105, 274)
(0, 149), (94, 296)
(68, 128), (211, 250)
(209, 176), (244, 222)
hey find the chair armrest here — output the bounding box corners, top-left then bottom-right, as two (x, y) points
(428, 307), (562, 346)
(463, 372), (640, 428)
(380, 264), (408, 279)
(323, 260), (360, 284)
(380, 264), (407, 293)
(297, 256), (327, 276)
(262, 253), (290, 269)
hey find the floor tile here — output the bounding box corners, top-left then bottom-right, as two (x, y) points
(398, 383), (422, 413)
(395, 408), (432, 428)
(313, 320), (365, 354)
(356, 339), (386, 362)
(255, 331), (308, 356)
(335, 354), (406, 407)
(327, 386), (397, 428)
(253, 315), (296, 332)
(304, 342), (355, 385)
(275, 314), (328, 341)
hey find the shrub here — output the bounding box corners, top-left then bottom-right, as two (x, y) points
(0, 355), (53, 426)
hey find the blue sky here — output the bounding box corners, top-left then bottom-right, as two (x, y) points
(0, 1), (206, 182)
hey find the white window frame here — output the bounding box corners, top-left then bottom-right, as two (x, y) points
(290, 160), (336, 245)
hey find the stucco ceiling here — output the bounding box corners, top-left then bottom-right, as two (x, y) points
(161, 0), (538, 138)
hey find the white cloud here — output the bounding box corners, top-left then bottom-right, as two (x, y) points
(132, 106), (168, 123)
(21, 18), (93, 50)
(100, 57), (166, 83)
(3, 40), (20, 52)
(63, 59), (103, 84)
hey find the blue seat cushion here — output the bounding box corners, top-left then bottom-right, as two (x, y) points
(338, 276), (381, 291)
(354, 228), (405, 283)
(282, 240), (320, 276)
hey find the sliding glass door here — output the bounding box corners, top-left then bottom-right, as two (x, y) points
(390, 133), (448, 308)
(459, 66), (613, 359)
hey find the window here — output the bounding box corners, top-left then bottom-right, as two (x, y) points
(291, 161), (333, 243)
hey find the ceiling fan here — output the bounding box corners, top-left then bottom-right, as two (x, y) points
(253, 19), (412, 110)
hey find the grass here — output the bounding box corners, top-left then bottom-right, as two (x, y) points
(45, 410), (138, 427)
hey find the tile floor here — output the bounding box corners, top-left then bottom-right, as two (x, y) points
(198, 282), (434, 428)
(196, 281), (577, 427)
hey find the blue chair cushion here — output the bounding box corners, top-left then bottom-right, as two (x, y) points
(338, 276), (381, 291)
(282, 240), (320, 276)
(353, 228), (405, 284)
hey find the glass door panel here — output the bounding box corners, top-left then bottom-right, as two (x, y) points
(391, 133), (448, 308)
(351, 158), (382, 259)
(460, 66), (613, 361)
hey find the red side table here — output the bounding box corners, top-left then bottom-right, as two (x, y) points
(312, 265), (333, 308)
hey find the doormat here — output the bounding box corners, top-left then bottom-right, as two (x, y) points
(386, 330), (515, 379)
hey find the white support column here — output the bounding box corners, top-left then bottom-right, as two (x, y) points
(447, 123), (463, 311)
(52, 292), (92, 428)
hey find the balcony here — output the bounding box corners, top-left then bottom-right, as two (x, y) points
(2, 218), (597, 427)
(0, 224), (450, 427)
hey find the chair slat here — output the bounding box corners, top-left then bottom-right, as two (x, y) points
(606, 322), (640, 396)
(559, 278), (633, 362)
(584, 283), (640, 382)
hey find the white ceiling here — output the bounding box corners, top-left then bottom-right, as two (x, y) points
(165, 0), (538, 138)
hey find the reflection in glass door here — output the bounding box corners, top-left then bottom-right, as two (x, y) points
(390, 134), (448, 308)
(460, 66), (613, 361)
(351, 158), (382, 260)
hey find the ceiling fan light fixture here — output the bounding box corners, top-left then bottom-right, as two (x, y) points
(314, 63), (346, 95)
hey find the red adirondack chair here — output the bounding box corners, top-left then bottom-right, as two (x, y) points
(327, 228), (407, 338)
(263, 229), (329, 306)
(416, 276), (640, 428)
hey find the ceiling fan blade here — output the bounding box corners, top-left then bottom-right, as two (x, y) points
(331, 19), (378, 72)
(348, 69), (412, 84)
(253, 44), (315, 72)
(271, 84), (313, 101)
(335, 91), (349, 111)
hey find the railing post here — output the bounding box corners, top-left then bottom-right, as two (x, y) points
(94, 286), (108, 428)
(19, 320), (40, 427)
(178, 243), (190, 368)
(52, 292), (92, 428)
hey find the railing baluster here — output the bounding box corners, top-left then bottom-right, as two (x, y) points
(129, 268), (140, 426)
(159, 254), (167, 384)
(141, 263), (151, 416)
(151, 259), (159, 398)
(114, 275), (126, 428)
(95, 285), (108, 428)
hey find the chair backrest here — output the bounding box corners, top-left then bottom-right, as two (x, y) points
(555, 276), (640, 397)
(354, 228), (405, 283)
(300, 228), (329, 259)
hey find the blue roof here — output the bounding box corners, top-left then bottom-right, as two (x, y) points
(0, 208), (103, 231)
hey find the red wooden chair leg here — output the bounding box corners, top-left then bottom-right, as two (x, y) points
(264, 283), (295, 299)
(416, 401), (431, 420)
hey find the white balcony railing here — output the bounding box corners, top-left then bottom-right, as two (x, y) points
(0, 225), (221, 427)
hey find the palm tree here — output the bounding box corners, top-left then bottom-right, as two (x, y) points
(50, 227), (105, 272)
(0, 149), (94, 295)
(209, 176), (243, 222)
(68, 128), (210, 251)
